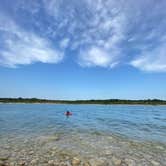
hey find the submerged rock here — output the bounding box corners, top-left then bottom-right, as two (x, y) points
(124, 158), (136, 166)
(19, 161), (26, 166)
(0, 160), (5, 166)
(59, 161), (71, 166)
(71, 157), (81, 166)
(48, 136), (60, 142)
(48, 160), (55, 166)
(112, 156), (121, 166)
(31, 159), (38, 165)
(83, 162), (91, 166)
(88, 158), (108, 166)
(9, 162), (16, 166)
(29, 151), (34, 155)
(150, 160), (160, 166)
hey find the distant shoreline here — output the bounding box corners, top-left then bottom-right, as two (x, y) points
(0, 103), (166, 106)
(0, 98), (166, 105)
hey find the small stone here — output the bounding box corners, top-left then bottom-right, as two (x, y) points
(48, 136), (60, 141)
(83, 162), (91, 166)
(124, 158), (136, 166)
(29, 151), (34, 155)
(151, 160), (160, 166)
(156, 146), (164, 150)
(0, 160), (5, 166)
(88, 158), (108, 166)
(65, 161), (72, 166)
(112, 156), (121, 166)
(48, 160), (55, 166)
(59, 161), (69, 166)
(19, 161), (26, 166)
(72, 157), (81, 166)
(31, 159), (38, 165)
(65, 156), (70, 160)
(4, 146), (10, 150)
(9, 162), (15, 166)
(104, 149), (112, 155)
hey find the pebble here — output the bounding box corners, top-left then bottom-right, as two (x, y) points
(48, 160), (55, 166)
(31, 159), (38, 165)
(151, 160), (160, 166)
(4, 146), (10, 150)
(0, 160), (5, 166)
(112, 156), (121, 166)
(9, 162), (15, 166)
(19, 161), (26, 166)
(124, 158), (136, 166)
(83, 162), (91, 166)
(88, 158), (108, 166)
(59, 161), (70, 166)
(71, 157), (81, 166)
(156, 146), (164, 150)
(29, 151), (34, 155)
(48, 136), (60, 142)
(104, 149), (112, 155)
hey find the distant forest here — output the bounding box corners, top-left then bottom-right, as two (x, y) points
(0, 98), (166, 105)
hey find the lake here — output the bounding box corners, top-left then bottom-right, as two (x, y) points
(0, 104), (166, 165)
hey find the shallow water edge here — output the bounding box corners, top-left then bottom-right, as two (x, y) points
(0, 132), (166, 166)
(0, 104), (166, 165)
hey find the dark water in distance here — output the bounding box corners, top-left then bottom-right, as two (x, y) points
(0, 103), (166, 143)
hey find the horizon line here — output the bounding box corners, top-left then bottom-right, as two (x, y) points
(1, 97), (166, 101)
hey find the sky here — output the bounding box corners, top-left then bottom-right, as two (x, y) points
(0, 0), (166, 100)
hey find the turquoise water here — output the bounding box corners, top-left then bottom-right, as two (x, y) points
(0, 104), (166, 142)
(0, 104), (166, 165)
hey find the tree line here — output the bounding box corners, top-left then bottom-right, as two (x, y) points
(0, 98), (166, 105)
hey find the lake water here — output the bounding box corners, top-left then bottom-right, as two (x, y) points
(0, 104), (166, 165)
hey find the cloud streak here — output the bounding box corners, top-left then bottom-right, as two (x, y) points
(41, 0), (166, 72)
(0, 14), (63, 67)
(131, 43), (166, 72)
(79, 46), (118, 68)
(0, 0), (166, 72)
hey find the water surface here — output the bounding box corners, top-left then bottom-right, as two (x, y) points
(0, 104), (166, 165)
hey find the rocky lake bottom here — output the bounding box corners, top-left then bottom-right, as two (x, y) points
(0, 104), (166, 166)
(0, 132), (166, 166)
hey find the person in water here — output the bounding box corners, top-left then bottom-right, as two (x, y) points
(65, 111), (72, 116)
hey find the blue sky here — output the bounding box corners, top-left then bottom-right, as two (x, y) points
(0, 0), (166, 100)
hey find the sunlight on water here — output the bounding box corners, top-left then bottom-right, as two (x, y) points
(0, 104), (166, 165)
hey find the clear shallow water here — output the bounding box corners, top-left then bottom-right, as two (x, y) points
(0, 104), (166, 142)
(0, 104), (166, 166)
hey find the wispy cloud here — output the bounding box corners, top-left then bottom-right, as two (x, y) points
(0, 14), (63, 67)
(42, 0), (166, 72)
(79, 46), (118, 68)
(131, 43), (166, 72)
(0, 0), (166, 72)
(60, 38), (70, 49)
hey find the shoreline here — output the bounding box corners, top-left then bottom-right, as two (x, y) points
(1, 98), (166, 105)
(0, 102), (166, 106)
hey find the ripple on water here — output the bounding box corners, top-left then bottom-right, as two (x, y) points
(0, 104), (166, 165)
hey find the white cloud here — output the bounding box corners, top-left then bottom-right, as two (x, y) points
(0, 15), (63, 68)
(79, 46), (118, 68)
(0, 0), (166, 72)
(75, 1), (126, 68)
(131, 43), (166, 72)
(59, 38), (70, 49)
